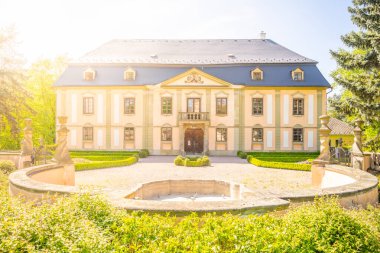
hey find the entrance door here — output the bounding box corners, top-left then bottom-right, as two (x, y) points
(184, 128), (204, 153)
(187, 98), (201, 113)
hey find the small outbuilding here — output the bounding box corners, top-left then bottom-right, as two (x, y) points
(328, 117), (354, 148)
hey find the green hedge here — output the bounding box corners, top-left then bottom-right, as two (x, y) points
(237, 150), (247, 159)
(247, 155), (311, 171)
(174, 155), (210, 167)
(70, 151), (138, 156)
(75, 156), (138, 171)
(244, 152), (319, 163)
(72, 155), (134, 161)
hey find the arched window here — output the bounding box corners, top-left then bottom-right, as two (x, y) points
(251, 67), (263, 81)
(124, 68), (136, 81)
(83, 68), (96, 81)
(292, 68), (304, 81)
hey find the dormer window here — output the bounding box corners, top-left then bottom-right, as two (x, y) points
(251, 68), (263, 81)
(292, 68), (304, 81)
(124, 68), (136, 81)
(83, 68), (95, 81)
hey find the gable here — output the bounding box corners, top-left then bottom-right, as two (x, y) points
(160, 68), (232, 87)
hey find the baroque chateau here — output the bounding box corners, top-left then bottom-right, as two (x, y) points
(54, 36), (330, 155)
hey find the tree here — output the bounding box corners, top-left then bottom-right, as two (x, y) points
(0, 27), (32, 149)
(329, 0), (380, 150)
(25, 57), (68, 145)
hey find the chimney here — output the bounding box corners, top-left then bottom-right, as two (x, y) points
(260, 31), (266, 40)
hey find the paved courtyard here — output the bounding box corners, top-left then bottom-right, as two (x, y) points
(75, 156), (320, 200)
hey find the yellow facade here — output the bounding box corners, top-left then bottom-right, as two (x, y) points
(55, 68), (327, 155)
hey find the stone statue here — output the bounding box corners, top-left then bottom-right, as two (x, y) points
(21, 118), (33, 156)
(352, 119), (364, 170)
(54, 116), (72, 165)
(314, 115), (331, 164)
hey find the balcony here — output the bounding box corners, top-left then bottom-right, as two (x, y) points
(178, 112), (209, 121)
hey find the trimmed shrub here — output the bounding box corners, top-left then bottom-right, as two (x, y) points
(247, 155), (311, 171)
(75, 156), (138, 171)
(0, 160), (16, 174)
(174, 155), (209, 167)
(237, 150), (247, 159)
(72, 155), (133, 161)
(245, 152), (319, 163)
(174, 155), (185, 166)
(138, 149), (149, 158)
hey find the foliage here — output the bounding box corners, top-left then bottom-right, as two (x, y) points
(75, 156), (138, 171)
(0, 27), (32, 150)
(329, 0), (380, 151)
(0, 171), (379, 252)
(70, 151), (139, 157)
(245, 152), (319, 163)
(25, 57), (67, 145)
(0, 160), (16, 174)
(237, 150), (247, 159)
(247, 155), (311, 171)
(174, 155), (210, 167)
(138, 149), (149, 158)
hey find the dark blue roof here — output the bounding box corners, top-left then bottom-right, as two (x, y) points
(54, 64), (330, 87)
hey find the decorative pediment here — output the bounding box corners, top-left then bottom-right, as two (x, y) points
(161, 68), (232, 87)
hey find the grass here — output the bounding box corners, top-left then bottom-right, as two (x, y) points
(70, 151), (139, 171)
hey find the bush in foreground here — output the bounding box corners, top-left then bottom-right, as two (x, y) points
(247, 155), (311, 171)
(0, 169), (379, 253)
(0, 160), (16, 174)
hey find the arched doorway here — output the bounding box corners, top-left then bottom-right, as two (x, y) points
(184, 128), (204, 153)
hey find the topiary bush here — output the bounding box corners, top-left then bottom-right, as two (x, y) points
(237, 150), (247, 159)
(0, 160), (16, 174)
(174, 155), (210, 167)
(247, 155), (311, 171)
(174, 155), (185, 166)
(138, 149), (149, 158)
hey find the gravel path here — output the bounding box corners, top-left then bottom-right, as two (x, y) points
(75, 156), (316, 199)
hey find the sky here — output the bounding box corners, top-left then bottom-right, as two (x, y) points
(0, 0), (355, 83)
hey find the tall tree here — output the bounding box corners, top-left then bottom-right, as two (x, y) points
(25, 57), (68, 145)
(0, 27), (31, 149)
(329, 0), (380, 150)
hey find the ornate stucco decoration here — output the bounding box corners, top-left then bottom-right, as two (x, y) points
(185, 72), (204, 84)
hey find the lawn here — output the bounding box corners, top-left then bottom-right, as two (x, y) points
(246, 152), (320, 163)
(70, 151), (141, 171)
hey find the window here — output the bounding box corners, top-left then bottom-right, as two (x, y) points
(124, 98), (135, 114)
(252, 98), (263, 115)
(161, 97), (172, 114)
(292, 68), (304, 81)
(216, 128), (227, 142)
(187, 98), (201, 113)
(83, 127), (93, 141)
(293, 128), (303, 142)
(216, 98), (227, 115)
(293, 98), (304, 115)
(161, 127), (172, 141)
(83, 97), (94, 114)
(83, 68), (95, 81)
(251, 68), (263, 80)
(124, 127), (135, 141)
(124, 68), (136, 81)
(252, 128), (263, 142)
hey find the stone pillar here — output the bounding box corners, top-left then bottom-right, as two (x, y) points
(352, 119), (365, 170)
(311, 115), (331, 187)
(204, 124), (209, 155)
(54, 116), (75, 185)
(19, 118), (33, 168)
(179, 123), (184, 155)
